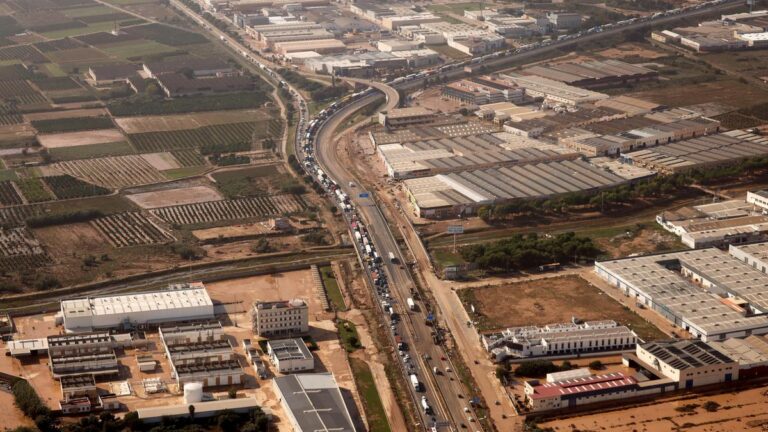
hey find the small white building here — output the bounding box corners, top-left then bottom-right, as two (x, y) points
(747, 190), (768, 212)
(636, 340), (738, 389)
(267, 338), (315, 373)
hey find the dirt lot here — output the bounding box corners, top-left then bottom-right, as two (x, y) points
(410, 87), (464, 114)
(629, 78), (768, 109)
(540, 384), (768, 432)
(459, 275), (667, 341)
(206, 269), (322, 314)
(126, 185), (223, 209)
(23, 108), (108, 121)
(593, 225), (682, 259)
(37, 129), (126, 148)
(114, 110), (264, 133)
(140, 152), (180, 171)
(596, 42), (668, 60)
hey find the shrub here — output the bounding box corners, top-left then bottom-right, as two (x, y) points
(588, 360), (605, 370)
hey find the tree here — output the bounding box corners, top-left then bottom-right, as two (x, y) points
(228, 388), (238, 399)
(145, 82), (162, 97)
(588, 360), (605, 370)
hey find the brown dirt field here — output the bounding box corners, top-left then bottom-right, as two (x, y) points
(461, 275), (667, 341)
(596, 42), (668, 60)
(411, 87), (464, 114)
(540, 384), (768, 432)
(114, 109), (265, 133)
(192, 222), (272, 240)
(595, 226), (682, 259)
(37, 129), (125, 148)
(126, 185), (222, 209)
(23, 108), (108, 121)
(0, 388), (35, 428)
(140, 152), (180, 171)
(629, 79), (768, 109)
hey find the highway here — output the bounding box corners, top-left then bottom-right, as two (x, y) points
(314, 95), (472, 431)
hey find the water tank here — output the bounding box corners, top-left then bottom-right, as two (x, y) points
(184, 382), (204, 404)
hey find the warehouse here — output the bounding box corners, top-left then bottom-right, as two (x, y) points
(595, 249), (768, 342)
(274, 373), (357, 432)
(260, 27), (334, 47)
(138, 398), (268, 423)
(377, 133), (574, 179)
(274, 39), (346, 55)
(482, 320), (637, 361)
(159, 320), (223, 344)
(161, 325), (243, 387)
(253, 299), (309, 338)
(524, 372), (640, 412)
(380, 13), (442, 30)
(710, 335), (768, 378)
(521, 60), (658, 89)
(142, 57), (234, 79)
(636, 340), (738, 388)
(155, 74), (253, 98)
(442, 79), (524, 106)
(622, 129), (768, 173)
(305, 52), (407, 76)
(267, 338), (315, 373)
(730, 242), (768, 274)
(500, 73), (609, 106)
(377, 39), (422, 52)
(246, 22), (324, 41)
(404, 159), (630, 218)
(60, 282), (215, 333)
(390, 48), (440, 68)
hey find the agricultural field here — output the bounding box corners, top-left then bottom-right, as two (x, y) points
(0, 180), (23, 205)
(0, 102), (22, 126)
(122, 23), (209, 46)
(139, 152), (180, 171)
(150, 195), (307, 226)
(14, 177), (54, 203)
(37, 129), (126, 148)
(127, 121), (258, 153)
(212, 165), (299, 198)
(33, 38), (84, 53)
(91, 211), (174, 247)
(51, 154), (166, 188)
(0, 79), (48, 106)
(114, 109), (265, 133)
(0, 45), (47, 63)
(170, 150), (206, 167)
(42, 174), (110, 199)
(0, 226), (50, 272)
(457, 275), (667, 341)
(100, 39), (182, 60)
(31, 116), (113, 134)
(713, 101), (768, 129)
(48, 141), (135, 161)
(0, 204), (42, 227)
(127, 185), (222, 209)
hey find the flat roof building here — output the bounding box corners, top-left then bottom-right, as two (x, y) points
(595, 248), (768, 342)
(524, 372), (638, 412)
(501, 73), (609, 106)
(637, 340), (738, 388)
(482, 320), (637, 361)
(378, 107), (438, 129)
(274, 39), (346, 55)
(61, 282), (215, 332)
(273, 373), (357, 432)
(521, 59), (657, 89)
(443, 78), (525, 106)
(253, 299), (309, 338)
(267, 338), (315, 373)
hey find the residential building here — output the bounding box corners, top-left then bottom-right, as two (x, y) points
(252, 299), (309, 337)
(267, 338), (315, 373)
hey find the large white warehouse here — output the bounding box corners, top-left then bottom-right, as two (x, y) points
(61, 282), (215, 333)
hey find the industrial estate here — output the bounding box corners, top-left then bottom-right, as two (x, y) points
(1, 0), (768, 431)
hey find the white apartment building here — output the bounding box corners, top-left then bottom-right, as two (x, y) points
(252, 299), (309, 338)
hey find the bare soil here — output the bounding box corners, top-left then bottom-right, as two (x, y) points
(37, 129), (125, 148)
(596, 42), (668, 60)
(126, 185), (223, 209)
(22, 108), (108, 121)
(629, 79), (768, 109)
(460, 275), (667, 340)
(140, 152), (180, 171)
(114, 110), (265, 134)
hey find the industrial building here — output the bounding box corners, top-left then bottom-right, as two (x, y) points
(595, 247), (768, 342)
(547, 12), (582, 30)
(142, 57), (235, 79)
(710, 335), (768, 378)
(521, 60), (658, 89)
(482, 320), (637, 362)
(636, 340), (738, 388)
(305, 52), (407, 77)
(500, 73), (609, 106)
(160, 320), (244, 388)
(657, 198), (768, 248)
(274, 39), (346, 55)
(747, 190), (768, 211)
(47, 332), (126, 378)
(651, 10), (768, 52)
(377, 39), (422, 52)
(443, 75), (525, 106)
(475, 102), (546, 123)
(155, 74), (253, 98)
(138, 398), (268, 423)
(378, 107), (439, 129)
(274, 373), (357, 432)
(524, 372), (640, 412)
(267, 338), (315, 373)
(60, 282), (215, 333)
(622, 129), (768, 173)
(252, 299), (309, 338)
(87, 64), (139, 86)
(403, 158), (631, 219)
(377, 133), (574, 179)
(380, 13), (443, 30)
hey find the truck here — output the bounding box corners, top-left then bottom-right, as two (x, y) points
(407, 297), (416, 311)
(388, 252), (397, 263)
(410, 374), (420, 390)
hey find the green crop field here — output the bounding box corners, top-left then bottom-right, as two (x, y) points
(123, 23), (209, 46)
(128, 121), (258, 153)
(32, 116), (113, 133)
(101, 40), (180, 60)
(15, 178), (54, 203)
(171, 149), (206, 167)
(42, 174), (110, 199)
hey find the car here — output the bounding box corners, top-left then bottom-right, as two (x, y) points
(441, 356), (446, 361)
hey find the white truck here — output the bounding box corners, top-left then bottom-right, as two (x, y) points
(407, 297), (416, 311)
(409, 374), (420, 390)
(388, 252), (397, 263)
(421, 396), (431, 414)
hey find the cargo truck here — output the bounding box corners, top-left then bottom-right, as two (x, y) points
(410, 374), (420, 390)
(407, 298), (416, 311)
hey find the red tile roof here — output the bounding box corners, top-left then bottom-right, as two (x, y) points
(530, 372), (637, 399)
